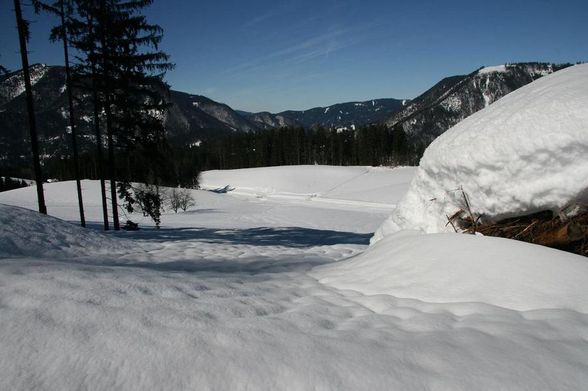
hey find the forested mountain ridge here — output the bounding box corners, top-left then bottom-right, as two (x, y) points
(0, 65), (256, 155)
(240, 98), (407, 130)
(0, 64), (407, 162)
(386, 62), (573, 151)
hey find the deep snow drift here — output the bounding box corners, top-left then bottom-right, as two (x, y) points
(1, 164), (588, 389)
(374, 63), (588, 239)
(0, 204), (134, 258)
(314, 230), (588, 312)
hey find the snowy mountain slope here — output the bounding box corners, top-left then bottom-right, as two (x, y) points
(386, 62), (572, 150)
(0, 63), (49, 106)
(0, 66), (260, 156)
(241, 98), (406, 130)
(375, 63), (588, 238)
(2, 164), (588, 389)
(236, 110), (299, 129)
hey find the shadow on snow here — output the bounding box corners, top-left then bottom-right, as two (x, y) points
(119, 226), (372, 249)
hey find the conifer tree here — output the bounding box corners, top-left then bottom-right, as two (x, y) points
(93, 0), (173, 228)
(33, 0), (86, 227)
(42, 0), (173, 228)
(13, 0), (47, 215)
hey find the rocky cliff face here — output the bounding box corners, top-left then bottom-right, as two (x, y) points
(386, 63), (572, 150)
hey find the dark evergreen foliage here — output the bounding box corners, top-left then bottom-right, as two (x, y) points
(170, 124), (414, 172)
(0, 177), (29, 192)
(32, 0), (175, 227)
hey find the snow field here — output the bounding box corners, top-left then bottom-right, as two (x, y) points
(314, 230), (588, 312)
(200, 165), (416, 207)
(1, 162), (588, 389)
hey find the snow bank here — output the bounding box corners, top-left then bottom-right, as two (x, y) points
(0, 204), (132, 258)
(315, 231), (588, 312)
(374, 64), (588, 239)
(200, 165), (416, 206)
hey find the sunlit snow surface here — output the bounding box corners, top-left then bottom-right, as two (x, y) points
(375, 63), (588, 239)
(1, 166), (588, 390)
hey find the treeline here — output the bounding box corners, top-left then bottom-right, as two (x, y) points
(41, 148), (199, 189)
(29, 124), (418, 188)
(182, 124), (420, 171)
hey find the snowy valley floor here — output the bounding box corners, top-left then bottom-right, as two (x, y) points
(1, 167), (588, 390)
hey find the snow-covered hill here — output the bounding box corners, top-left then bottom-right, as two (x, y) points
(375, 63), (588, 238)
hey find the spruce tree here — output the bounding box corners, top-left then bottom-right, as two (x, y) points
(53, 0), (110, 229)
(13, 0), (47, 215)
(46, 0), (172, 228)
(92, 0), (173, 228)
(33, 0), (86, 227)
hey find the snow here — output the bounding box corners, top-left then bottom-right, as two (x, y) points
(375, 64), (588, 238)
(0, 64), (48, 103)
(478, 64), (507, 74)
(200, 165), (416, 207)
(1, 163), (588, 389)
(315, 230), (588, 312)
(0, 204), (135, 258)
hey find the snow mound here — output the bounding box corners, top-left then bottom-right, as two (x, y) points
(374, 64), (588, 239)
(0, 204), (133, 258)
(314, 231), (588, 312)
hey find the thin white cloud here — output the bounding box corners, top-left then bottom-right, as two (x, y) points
(222, 24), (371, 77)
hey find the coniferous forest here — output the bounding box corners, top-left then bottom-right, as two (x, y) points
(31, 123), (419, 184)
(186, 124), (417, 170)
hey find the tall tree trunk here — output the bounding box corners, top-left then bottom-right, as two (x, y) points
(99, 0), (119, 230)
(59, 0), (85, 227)
(91, 61), (109, 230)
(13, 0), (47, 215)
(104, 99), (120, 230)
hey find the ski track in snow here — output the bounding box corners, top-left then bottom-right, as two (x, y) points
(1, 176), (588, 390)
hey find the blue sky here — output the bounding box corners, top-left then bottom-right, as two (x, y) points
(1, 0), (587, 112)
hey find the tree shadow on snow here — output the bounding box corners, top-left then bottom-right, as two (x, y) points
(95, 255), (334, 275)
(125, 226), (372, 248)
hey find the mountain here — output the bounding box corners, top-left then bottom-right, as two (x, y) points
(1, 62), (575, 173)
(385, 62), (573, 151)
(236, 110), (299, 129)
(0, 65), (406, 156)
(165, 91), (259, 143)
(0, 65), (259, 164)
(240, 98), (407, 130)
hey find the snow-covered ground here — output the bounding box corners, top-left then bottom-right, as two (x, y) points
(200, 165), (416, 207)
(1, 162), (587, 390)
